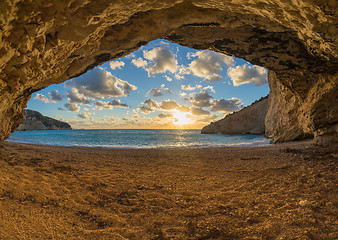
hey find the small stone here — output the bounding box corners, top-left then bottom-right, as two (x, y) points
(299, 200), (311, 207)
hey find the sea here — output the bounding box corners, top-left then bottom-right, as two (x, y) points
(6, 129), (271, 149)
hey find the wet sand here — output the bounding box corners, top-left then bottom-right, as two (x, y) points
(0, 141), (337, 239)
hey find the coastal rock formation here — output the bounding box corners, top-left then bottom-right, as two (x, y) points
(16, 109), (71, 131)
(0, 1), (337, 142)
(202, 97), (268, 135)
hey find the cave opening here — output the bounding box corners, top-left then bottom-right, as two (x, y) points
(0, 0), (336, 144)
(14, 39), (270, 131)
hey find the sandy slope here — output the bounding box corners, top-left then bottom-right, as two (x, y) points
(0, 141), (337, 239)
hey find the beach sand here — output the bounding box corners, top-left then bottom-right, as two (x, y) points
(0, 141), (337, 239)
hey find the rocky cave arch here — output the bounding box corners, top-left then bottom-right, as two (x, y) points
(0, 0), (337, 143)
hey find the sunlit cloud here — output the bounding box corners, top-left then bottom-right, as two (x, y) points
(65, 68), (137, 99)
(131, 57), (148, 68)
(49, 90), (63, 102)
(227, 64), (268, 86)
(190, 107), (211, 116)
(95, 99), (129, 110)
(160, 100), (179, 110)
(188, 50), (234, 82)
(64, 103), (80, 112)
(78, 112), (93, 121)
(66, 88), (91, 104)
(210, 98), (244, 113)
(138, 99), (159, 114)
(181, 84), (196, 91)
(34, 93), (49, 103)
(109, 60), (125, 70)
(147, 88), (163, 97)
(141, 46), (178, 75)
(190, 91), (213, 108)
(158, 113), (174, 119)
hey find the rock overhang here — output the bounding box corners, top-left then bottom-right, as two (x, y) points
(0, 0), (337, 142)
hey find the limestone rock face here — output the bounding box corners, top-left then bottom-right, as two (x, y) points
(202, 97), (268, 135)
(0, 0), (337, 142)
(15, 109), (71, 131)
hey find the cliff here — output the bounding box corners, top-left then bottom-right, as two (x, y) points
(202, 97), (268, 135)
(0, 1), (337, 143)
(15, 110), (71, 131)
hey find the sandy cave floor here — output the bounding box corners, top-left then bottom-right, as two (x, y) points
(0, 141), (337, 239)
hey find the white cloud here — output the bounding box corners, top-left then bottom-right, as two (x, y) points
(143, 47), (178, 75)
(64, 103), (80, 112)
(95, 99), (129, 109)
(164, 75), (172, 82)
(138, 99), (159, 114)
(190, 91), (213, 108)
(188, 50), (234, 82)
(132, 109), (139, 118)
(109, 60), (125, 70)
(65, 68), (137, 99)
(49, 90), (63, 102)
(110, 99), (129, 108)
(66, 88), (91, 104)
(131, 57), (148, 68)
(78, 112), (93, 120)
(160, 100), (179, 110)
(202, 85), (215, 93)
(181, 85), (196, 91)
(227, 64), (268, 86)
(147, 88), (163, 97)
(34, 94), (49, 103)
(210, 98), (244, 113)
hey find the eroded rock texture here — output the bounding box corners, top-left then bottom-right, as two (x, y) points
(0, 0), (337, 142)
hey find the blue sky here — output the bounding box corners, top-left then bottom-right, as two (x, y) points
(28, 39), (269, 129)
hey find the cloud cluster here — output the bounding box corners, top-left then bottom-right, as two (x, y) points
(95, 99), (129, 109)
(189, 90), (243, 114)
(49, 90), (63, 102)
(66, 88), (91, 104)
(210, 98), (243, 113)
(78, 112), (93, 121)
(188, 50), (234, 82)
(109, 60), (125, 70)
(138, 99), (159, 113)
(34, 94), (49, 103)
(65, 68), (137, 99)
(132, 46), (178, 76)
(227, 64), (268, 86)
(64, 103), (80, 112)
(190, 91), (213, 108)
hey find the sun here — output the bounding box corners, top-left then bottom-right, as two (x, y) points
(173, 111), (190, 125)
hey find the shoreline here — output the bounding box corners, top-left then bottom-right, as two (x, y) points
(0, 140), (336, 239)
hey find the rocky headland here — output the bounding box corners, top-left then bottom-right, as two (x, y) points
(202, 96), (268, 135)
(15, 109), (71, 131)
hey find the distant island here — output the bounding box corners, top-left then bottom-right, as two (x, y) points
(15, 109), (72, 131)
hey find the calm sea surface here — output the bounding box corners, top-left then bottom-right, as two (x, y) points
(6, 129), (271, 149)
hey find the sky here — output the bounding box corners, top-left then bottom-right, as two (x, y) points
(27, 39), (269, 129)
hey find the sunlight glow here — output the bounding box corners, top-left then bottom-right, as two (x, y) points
(173, 111), (190, 125)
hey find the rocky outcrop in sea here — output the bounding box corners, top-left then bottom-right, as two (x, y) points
(15, 110), (72, 131)
(202, 96), (268, 135)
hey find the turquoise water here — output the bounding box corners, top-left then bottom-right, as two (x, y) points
(6, 129), (271, 149)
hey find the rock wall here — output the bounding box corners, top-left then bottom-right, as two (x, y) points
(0, 0), (337, 142)
(16, 109), (71, 131)
(202, 97), (268, 135)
